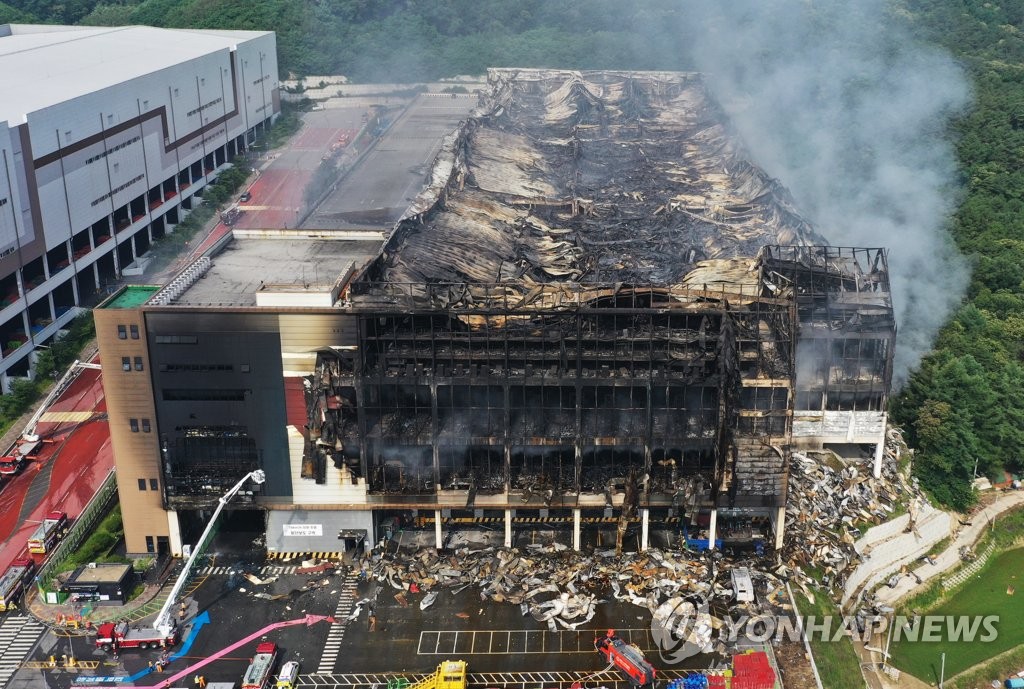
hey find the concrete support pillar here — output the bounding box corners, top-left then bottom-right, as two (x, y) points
(504, 509), (513, 548)
(166, 511), (184, 557)
(640, 509), (650, 552)
(70, 271), (80, 306)
(573, 508), (582, 551)
(775, 506), (786, 551)
(434, 509), (443, 550)
(873, 413), (887, 479)
(708, 508), (718, 551)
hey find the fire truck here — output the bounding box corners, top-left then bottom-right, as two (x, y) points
(595, 630), (656, 687)
(92, 471), (266, 657)
(0, 440), (41, 476)
(0, 558), (36, 611)
(241, 641), (279, 689)
(27, 511), (69, 554)
(94, 620), (179, 652)
(0, 454), (23, 476)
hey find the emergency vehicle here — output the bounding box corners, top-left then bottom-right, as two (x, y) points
(27, 511), (69, 554)
(0, 558), (35, 611)
(242, 642), (279, 689)
(94, 620), (178, 652)
(595, 629), (656, 687)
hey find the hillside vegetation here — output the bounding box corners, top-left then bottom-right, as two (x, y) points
(2, 0), (1022, 511)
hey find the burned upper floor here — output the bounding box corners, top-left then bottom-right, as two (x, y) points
(357, 68), (824, 297)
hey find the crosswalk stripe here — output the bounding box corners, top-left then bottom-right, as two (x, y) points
(317, 577), (360, 674)
(0, 613), (46, 685)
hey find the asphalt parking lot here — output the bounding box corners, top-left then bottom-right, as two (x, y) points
(7, 525), (719, 689)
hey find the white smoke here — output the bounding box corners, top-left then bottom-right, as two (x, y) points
(683, 0), (971, 383)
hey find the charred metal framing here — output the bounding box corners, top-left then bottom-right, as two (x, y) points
(296, 70), (894, 537)
(305, 281), (795, 509)
(759, 245), (894, 412)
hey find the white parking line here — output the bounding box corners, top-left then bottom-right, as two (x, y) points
(416, 628), (654, 655)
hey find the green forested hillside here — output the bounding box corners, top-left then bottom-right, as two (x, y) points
(3, 0), (1024, 510)
(892, 1), (1024, 508)
(0, 0), (700, 79)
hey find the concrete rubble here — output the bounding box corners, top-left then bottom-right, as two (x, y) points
(781, 427), (922, 595)
(373, 542), (792, 656)
(361, 423), (920, 657)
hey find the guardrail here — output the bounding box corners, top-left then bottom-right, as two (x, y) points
(37, 469), (118, 592)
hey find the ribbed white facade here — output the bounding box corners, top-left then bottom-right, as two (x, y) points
(0, 24), (279, 387)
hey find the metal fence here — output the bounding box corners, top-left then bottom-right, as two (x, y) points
(37, 469), (118, 591)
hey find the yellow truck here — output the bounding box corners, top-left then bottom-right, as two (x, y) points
(398, 661), (467, 689)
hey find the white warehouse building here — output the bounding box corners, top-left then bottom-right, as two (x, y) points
(0, 24), (279, 387)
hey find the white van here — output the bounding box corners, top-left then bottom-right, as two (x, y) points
(276, 661), (299, 689)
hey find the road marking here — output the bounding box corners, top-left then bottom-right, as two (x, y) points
(38, 411), (94, 422)
(416, 628), (655, 655)
(196, 565), (299, 576)
(0, 614), (46, 686)
(296, 670), (696, 688)
(316, 575), (359, 674)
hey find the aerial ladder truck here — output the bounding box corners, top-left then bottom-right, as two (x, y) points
(96, 470), (267, 653)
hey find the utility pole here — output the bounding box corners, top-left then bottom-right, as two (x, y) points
(883, 614), (894, 671)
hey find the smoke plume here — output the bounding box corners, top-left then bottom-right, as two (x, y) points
(683, 0), (970, 383)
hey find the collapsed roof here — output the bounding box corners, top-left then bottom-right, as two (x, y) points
(356, 68), (825, 301)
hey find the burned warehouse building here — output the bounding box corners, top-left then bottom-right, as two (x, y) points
(96, 69), (894, 558)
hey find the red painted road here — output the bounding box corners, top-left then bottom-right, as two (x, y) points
(189, 220), (232, 259)
(231, 126), (357, 231)
(233, 168), (312, 230)
(181, 125), (359, 263)
(0, 364), (113, 575)
(292, 126), (356, 151)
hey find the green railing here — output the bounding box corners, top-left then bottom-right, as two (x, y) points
(37, 469), (118, 592)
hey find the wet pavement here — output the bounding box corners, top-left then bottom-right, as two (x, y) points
(8, 525), (724, 689)
(0, 363), (112, 577)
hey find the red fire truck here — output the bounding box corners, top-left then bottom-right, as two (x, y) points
(94, 620), (179, 652)
(241, 642), (278, 689)
(0, 558), (36, 612)
(0, 454), (23, 476)
(595, 629), (656, 687)
(0, 440), (40, 476)
(27, 511), (69, 554)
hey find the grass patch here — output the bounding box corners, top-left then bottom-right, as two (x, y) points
(57, 505), (124, 574)
(890, 547), (1024, 681)
(900, 506), (1024, 614)
(926, 536), (952, 559)
(126, 582), (145, 603)
(950, 644), (1024, 689)
(794, 590), (865, 689)
(974, 503), (1024, 551)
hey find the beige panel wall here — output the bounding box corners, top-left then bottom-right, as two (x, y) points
(95, 306), (168, 556)
(277, 313), (357, 376)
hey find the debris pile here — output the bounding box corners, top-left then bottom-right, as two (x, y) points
(374, 543), (788, 657)
(782, 427), (920, 592)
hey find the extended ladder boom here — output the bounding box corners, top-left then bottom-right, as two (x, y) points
(153, 469), (266, 635)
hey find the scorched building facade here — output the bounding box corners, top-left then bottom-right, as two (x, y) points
(96, 69), (894, 558)
(0, 23), (278, 389)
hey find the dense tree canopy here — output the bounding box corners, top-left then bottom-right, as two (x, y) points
(3, 0), (1024, 510)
